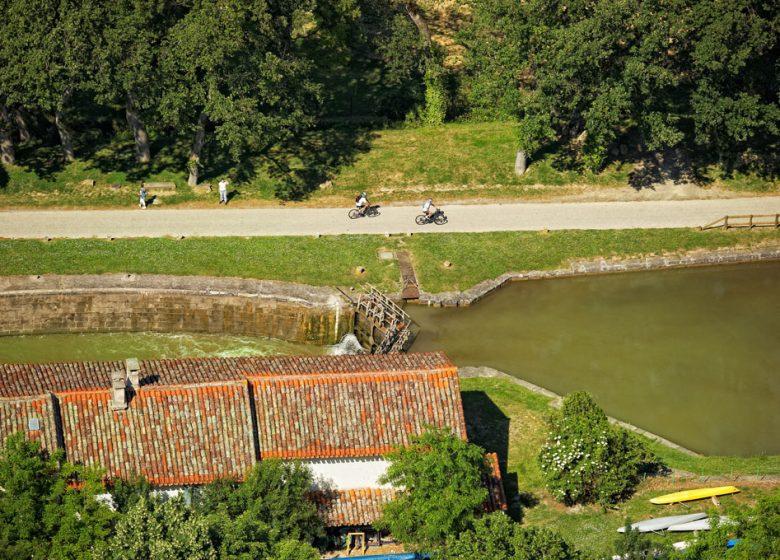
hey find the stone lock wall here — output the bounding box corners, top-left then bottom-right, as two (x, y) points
(0, 275), (355, 346)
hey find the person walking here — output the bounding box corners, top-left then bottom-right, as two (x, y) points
(218, 178), (229, 204)
(139, 186), (147, 209)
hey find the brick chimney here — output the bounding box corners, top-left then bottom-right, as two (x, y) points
(125, 358), (140, 390)
(110, 370), (127, 410)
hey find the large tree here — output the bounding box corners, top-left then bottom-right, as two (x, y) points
(94, 0), (186, 164)
(1, 0), (105, 162)
(377, 427), (490, 550)
(193, 459), (323, 559)
(0, 433), (116, 559)
(158, 0), (321, 186)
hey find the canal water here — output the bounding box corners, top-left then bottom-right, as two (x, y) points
(0, 332), (324, 363)
(407, 261), (780, 457)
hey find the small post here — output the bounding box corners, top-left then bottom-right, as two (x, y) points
(724, 216), (729, 229)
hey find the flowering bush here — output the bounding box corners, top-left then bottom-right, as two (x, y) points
(539, 391), (662, 506)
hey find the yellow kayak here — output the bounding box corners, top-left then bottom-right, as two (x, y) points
(650, 486), (740, 505)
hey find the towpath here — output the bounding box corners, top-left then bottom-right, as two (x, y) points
(1, 197), (780, 239)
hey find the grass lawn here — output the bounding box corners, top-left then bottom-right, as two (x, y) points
(460, 377), (780, 556)
(1, 122), (776, 208)
(1, 228), (778, 294)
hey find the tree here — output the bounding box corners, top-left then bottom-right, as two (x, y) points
(539, 391), (661, 506)
(678, 490), (780, 560)
(97, 495), (216, 560)
(0, 433), (116, 560)
(441, 511), (582, 560)
(94, 0), (186, 164)
(376, 426), (490, 550)
(158, 0), (321, 187)
(194, 459), (323, 559)
(0, 0), (106, 162)
(614, 523), (671, 560)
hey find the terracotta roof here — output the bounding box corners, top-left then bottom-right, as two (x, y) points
(317, 488), (396, 527)
(0, 394), (59, 452)
(57, 382), (255, 486)
(0, 353), (454, 398)
(484, 452), (508, 513)
(252, 369), (466, 459)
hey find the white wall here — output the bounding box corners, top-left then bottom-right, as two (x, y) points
(305, 458), (392, 489)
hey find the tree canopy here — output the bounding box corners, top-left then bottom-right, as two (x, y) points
(377, 426), (490, 550)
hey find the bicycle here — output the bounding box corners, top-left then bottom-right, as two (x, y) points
(415, 209), (447, 225)
(348, 205), (380, 219)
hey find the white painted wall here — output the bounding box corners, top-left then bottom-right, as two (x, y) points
(305, 458), (392, 489)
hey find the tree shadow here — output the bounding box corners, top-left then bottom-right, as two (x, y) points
(628, 148), (709, 190)
(14, 141), (66, 180)
(461, 390), (536, 522)
(266, 124), (377, 201)
(0, 163), (8, 189)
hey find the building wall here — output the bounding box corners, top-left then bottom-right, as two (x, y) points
(305, 458), (392, 489)
(0, 274), (354, 346)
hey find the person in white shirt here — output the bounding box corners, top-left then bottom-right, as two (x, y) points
(422, 198), (436, 218)
(218, 179), (229, 204)
(355, 192), (369, 216)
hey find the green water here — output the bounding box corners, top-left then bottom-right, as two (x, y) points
(0, 332), (324, 363)
(407, 261), (780, 457)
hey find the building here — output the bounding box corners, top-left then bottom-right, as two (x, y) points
(0, 352), (505, 526)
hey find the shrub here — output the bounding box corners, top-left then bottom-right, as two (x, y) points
(539, 392), (662, 506)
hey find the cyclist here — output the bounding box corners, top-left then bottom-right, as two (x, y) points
(422, 198), (437, 219)
(355, 192), (369, 216)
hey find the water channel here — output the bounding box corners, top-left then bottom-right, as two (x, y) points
(406, 261), (780, 457)
(1, 262), (777, 456)
(0, 332), (324, 363)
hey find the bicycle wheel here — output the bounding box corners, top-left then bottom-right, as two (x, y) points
(434, 213), (447, 225)
(415, 215), (427, 225)
(348, 209), (360, 219)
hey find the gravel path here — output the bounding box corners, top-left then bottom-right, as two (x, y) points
(1, 197), (780, 239)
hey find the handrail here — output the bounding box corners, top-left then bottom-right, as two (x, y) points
(700, 214), (780, 230)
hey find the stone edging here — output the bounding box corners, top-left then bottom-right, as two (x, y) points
(459, 366), (703, 457)
(417, 244), (780, 306)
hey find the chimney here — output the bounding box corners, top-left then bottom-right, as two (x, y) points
(110, 370), (127, 410)
(125, 358), (140, 390)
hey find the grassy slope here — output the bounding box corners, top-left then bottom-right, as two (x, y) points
(460, 377), (780, 557)
(2, 228), (776, 294)
(1, 122), (776, 208)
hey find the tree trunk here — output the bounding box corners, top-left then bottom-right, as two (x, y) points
(56, 90), (75, 162)
(188, 112), (208, 186)
(404, 2), (432, 43)
(125, 95), (151, 164)
(13, 107), (30, 144)
(0, 105), (15, 166)
(514, 148), (527, 176)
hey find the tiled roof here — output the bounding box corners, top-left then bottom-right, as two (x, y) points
(0, 353), (454, 398)
(485, 452), (508, 513)
(0, 394), (59, 452)
(57, 382), (255, 486)
(318, 488), (396, 527)
(252, 369), (466, 459)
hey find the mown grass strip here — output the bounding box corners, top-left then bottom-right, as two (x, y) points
(1, 229), (778, 294)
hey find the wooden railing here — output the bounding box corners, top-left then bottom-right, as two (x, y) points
(701, 214), (780, 230)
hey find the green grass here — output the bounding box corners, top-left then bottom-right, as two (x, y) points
(3, 122), (774, 208)
(460, 377), (780, 556)
(1, 229), (778, 294)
